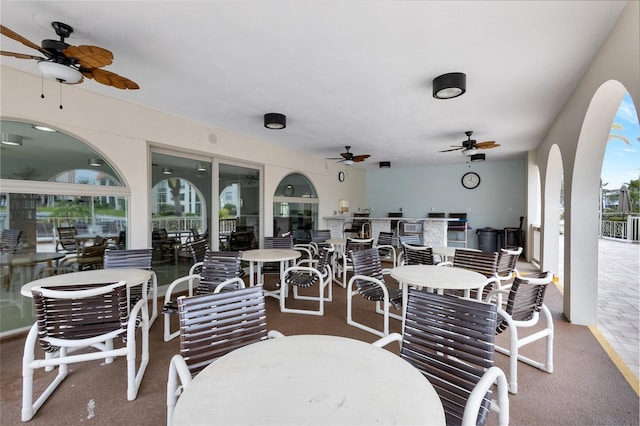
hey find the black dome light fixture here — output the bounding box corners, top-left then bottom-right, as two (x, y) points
(264, 113), (286, 129)
(433, 72), (466, 99)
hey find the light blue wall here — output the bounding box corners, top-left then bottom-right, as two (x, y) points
(366, 158), (526, 249)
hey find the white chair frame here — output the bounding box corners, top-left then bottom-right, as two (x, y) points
(279, 258), (333, 316)
(22, 282), (149, 422)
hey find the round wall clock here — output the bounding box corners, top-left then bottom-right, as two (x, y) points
(461, 172), (481, 189)
(338, 171), (345, 182)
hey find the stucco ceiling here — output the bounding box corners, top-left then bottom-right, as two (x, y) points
(0, 1), (628, 169)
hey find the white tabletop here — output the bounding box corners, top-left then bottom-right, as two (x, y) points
(390, 264), (487, 290)
(326, 238), (346, 246)
(432, 246), (457, 258)
(241, 249), (301, 262)
(21, 268), (153, 297)
(172, 334), (445, 426)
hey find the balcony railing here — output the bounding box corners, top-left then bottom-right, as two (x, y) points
(601, 216), (639, 242)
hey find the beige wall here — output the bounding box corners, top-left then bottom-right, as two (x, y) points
(0, 67), (367, 246)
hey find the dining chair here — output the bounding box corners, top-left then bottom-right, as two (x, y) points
(162, 250), (244, 342)
(346, 247), (403, 337)
(1, 228), (23, 289)
(166, 284), (284, 425)
(262, 235), (295, 275)
(373, 290), (509, 426)
(375, 231), (397, 267)
(439, 248), (499, 300)
(486, 271), (554, 394)
(399, 242), (434, 266)
(22, 281), (149, 421)
(337, 237), (374, 288)
(280, 246), (333, 315)
(60, 241), (107, 271)
(104, 248), (158, 326)
(496, 247), (522, 287)
(54, 226), (78, 254)
(342, 212), (371, 239)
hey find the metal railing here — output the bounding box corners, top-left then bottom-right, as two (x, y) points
(601, 216), (639, 242)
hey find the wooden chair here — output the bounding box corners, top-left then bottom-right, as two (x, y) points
(373, 290), (509, 426)
(22, 282), (149, 421)
(103, 248), (157, 326)
(486, 271), (554, 394)
(346, 247), (403, 337)
(166, 285), (283, 425)
(280, 247), (333, 315)
(60, 241), (107, 271)
(162, 250), (244, 342)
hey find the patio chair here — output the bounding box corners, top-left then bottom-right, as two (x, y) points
(343, 212), (370, 238)
(22, 281), (149, 421)
(162, 250), (244, 342)
(486, 271), (554, 394)
(439, 248), (499, 299)
(503, 216), (525, 252)
(337, 237), (374, 288)
(346, 247), (403, 337)
(54, 226), (78, 254)
(1, 228), (23, 289)
(373, 290), (509, 426)
(60, 241), (107, 271)
(280, 246), (333, 315)
(376, 231), (397, 267)
(166, 284), (283, 425)
(152, 228), (180, 264)
(104, 248), (158, 326)
(496, 247), (522, 287)
(399, 242), (434, 266)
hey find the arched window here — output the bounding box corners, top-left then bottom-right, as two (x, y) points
(273, 173), (318, 242)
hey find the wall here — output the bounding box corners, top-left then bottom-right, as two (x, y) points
(366, 158), (526, 248)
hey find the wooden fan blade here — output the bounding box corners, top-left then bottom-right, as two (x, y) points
(82, 68), (139, 90)
(476, 141), (500, 149)
(0, 25), (49, 56)
(64, 45), (113, 68)
(439, 147), (464, 152)
(352, 155), (370, 162)
(1, 50), (44, 60)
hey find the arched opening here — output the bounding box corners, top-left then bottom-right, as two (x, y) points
(542, 145), (563, 292)
(273, 173), (319, 242)
(568, 80), (629, 325)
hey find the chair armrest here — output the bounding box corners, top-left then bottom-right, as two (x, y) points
(436, 261), (453, 267)
(189, 262), (203, 275)
(462, 366), (509, 426)
(294, 244), (314, 260)
(163, 274), (200, 306)
(267, 330), (286, 339)
(371, 332), (403, 350)
(213, 277), (246, 293)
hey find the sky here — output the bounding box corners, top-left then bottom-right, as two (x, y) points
(601, 92), (640, 190)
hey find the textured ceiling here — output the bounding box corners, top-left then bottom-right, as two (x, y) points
(0, 1), (628, 169)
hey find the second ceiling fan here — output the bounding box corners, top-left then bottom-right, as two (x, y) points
(326, 146), (371, 165)
(439, 131), (500, 155)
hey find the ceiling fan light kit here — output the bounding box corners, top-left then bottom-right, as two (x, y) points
(462, 147), (478, 156)
(264, 113), (286, 129)
(433, 72), (466, 99)
(379, 161), (391, 168)
(37, 60), (82, 83)
(470, 153), (485, 162)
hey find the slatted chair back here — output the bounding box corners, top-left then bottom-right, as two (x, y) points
(376, 231), (394, 255)
(399, 234), (421, 246)
(73, 242), (107, 270)
(32, 282), (129, 353)
(284, 247), (332, 290)
(262, 235), (294, 274)
(104, 248), (153, 270)
(104, 248), (154, 306)
(452, 249), (498, 277)
(345, 237), (374, 253)
(188, 239), (209, 265)
(496, 247), (521, 280)
(1, 228), (22, 253)
(349, 247), (390, 302)
(197, 250), (244, 294)
(401, 290), (498, 426)
(177, 285), (268, 376)
(496, 271), (551, 334)
(401, 243), (434, 265)
(55, 226), (78, 253)
(311, 229), (332, 244)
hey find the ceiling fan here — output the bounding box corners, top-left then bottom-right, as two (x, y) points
(326, 146), (371, 166)
(439, 131), (500, 155)
(0, 21), (139, 89)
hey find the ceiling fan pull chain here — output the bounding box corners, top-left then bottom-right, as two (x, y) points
(59, 81), (63, 109)
(40, 74), (45, 99)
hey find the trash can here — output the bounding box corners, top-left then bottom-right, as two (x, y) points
(476, 228), (499, 253)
